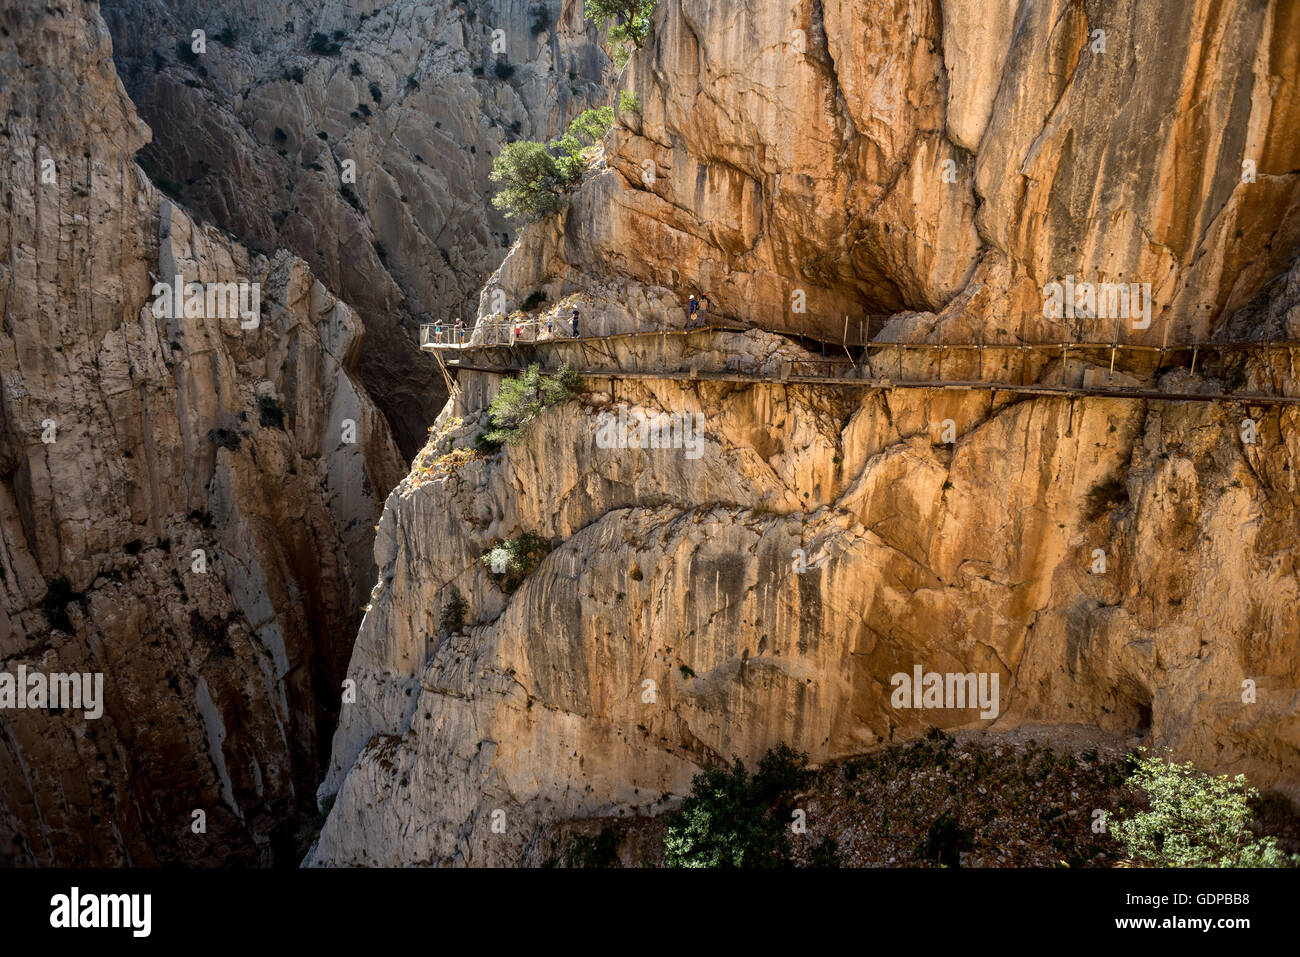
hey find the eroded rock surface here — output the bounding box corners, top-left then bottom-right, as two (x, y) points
(487, 0), (1300, 344)
(314, 0), (1300, 866)
(102, 0), (612, 455)
(0, 0), (404, 865)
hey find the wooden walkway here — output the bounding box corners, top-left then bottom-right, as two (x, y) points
(420, 323), (1300, 405)
(442, 362), (1300, 405)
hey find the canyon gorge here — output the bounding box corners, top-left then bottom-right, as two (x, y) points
(1, 0), (1297, 868)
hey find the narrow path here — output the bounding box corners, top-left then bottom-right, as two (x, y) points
(421, 323), (1300, 405)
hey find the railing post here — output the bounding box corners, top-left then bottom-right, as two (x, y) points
(1156, 317), (1169, 374)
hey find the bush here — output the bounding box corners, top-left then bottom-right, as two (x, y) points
(752, 744), (812, 810)
(664, 745), (811, 867)
(483, 364), (582, 444)
(43, 577), (85, 633)
(810, 836), (840, 868)
(1084, 474), (1129, 521)
(438, 590), (468, 637)
(309, 31), (342, 55)
(618, 90), (640, 114)
(474, 431), (504, 453)
(529, 3), (552, 36)
(489, 141), (566, 222)
(565, 826), (621, 867)
(549, 106), (614, 187)
(1110, 749), (1298, 867)
(206, 427), (241, 450)
(257, 395), (286, 429)
(175, 40), (199, 66)
(483, 532), (554, 592)
(919, 813), (973, 867)
(494, 60), (516, 80)
(369, 81), (383, 103)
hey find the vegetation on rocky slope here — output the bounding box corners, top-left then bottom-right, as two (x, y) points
(548, 732), (1300, 868)
(664, 744), (813, 867)
(481, 363), (583, 445)
(482, 532), (555, 593)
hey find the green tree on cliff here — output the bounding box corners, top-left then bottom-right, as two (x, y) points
(489, 141), (568, 223)
(584, 0), (657, 49)
(489, 108), (613, 222)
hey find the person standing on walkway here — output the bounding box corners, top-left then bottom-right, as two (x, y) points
(454, 318), (465, 343)
(687, 294), (698, 328)
(700, 294), (710, 326)
(434, 320), (443, 343)
(571, 306), (580, 338)
(547, 315), (554, 338)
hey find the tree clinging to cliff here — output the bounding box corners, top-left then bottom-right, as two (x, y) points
(489, 108), (613, 222)
(585, 0), (657, 50)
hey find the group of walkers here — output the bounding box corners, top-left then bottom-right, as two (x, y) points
(504, 307), (580, 343)
(429, 318), (467, 344)
(430, 291), (711, 347)
(686, 293), (711, 328)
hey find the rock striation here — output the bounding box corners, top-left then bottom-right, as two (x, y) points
(0, 0), (404, 865)
(313, 0), (1300, 865)
(101, 0), (613, 456)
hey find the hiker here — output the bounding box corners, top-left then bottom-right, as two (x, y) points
(687, 294), (698, 327)
(513, 318), (523, 343)
(700, 294), (710, 326)
(433, 320), (443, 343)
(571, 307), (580, 338)
(454, 318), (465, 343)
(546, 315), (554, 338)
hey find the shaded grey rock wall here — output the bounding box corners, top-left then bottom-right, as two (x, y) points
(102, 0), (613, 456)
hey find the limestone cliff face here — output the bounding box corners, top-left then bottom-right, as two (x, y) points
(314, 0), (1300, 866)
(490, 0), (1300, 342)
(101, 0), (612, 455)
(0, 1), (404, 865)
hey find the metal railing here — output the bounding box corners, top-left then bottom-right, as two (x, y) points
(439, 339), (1300, 404)
(417, 318), (1300, 402)
(419, 324), (470, 347)
(420, 315), (898, 350)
